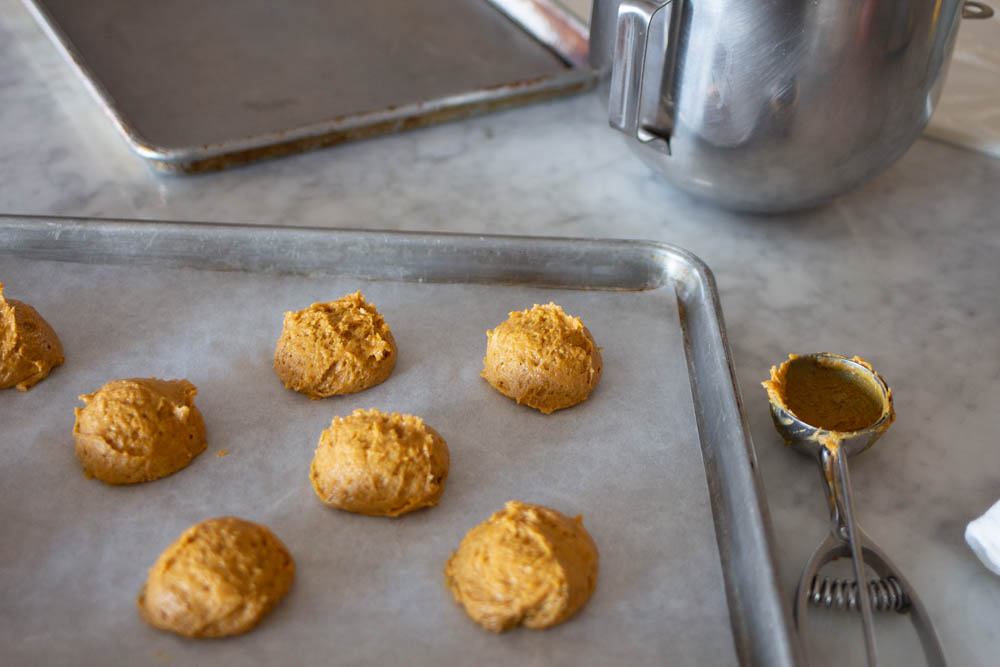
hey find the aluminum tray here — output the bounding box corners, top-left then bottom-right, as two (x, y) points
(22, 0), (593, 173)
(0, 215), (799, 666)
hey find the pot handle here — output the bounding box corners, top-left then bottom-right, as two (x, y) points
(607, 0), (678, 155)
(963, 1), (994, 18)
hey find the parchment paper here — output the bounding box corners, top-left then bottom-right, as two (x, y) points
(0, 256), (738, 667)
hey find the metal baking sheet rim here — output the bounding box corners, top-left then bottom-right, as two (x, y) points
(0, 214), (803, 666)
(21, 0), (597, 174)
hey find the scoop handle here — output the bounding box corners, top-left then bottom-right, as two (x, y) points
(825, 448), (879, 666)
(794, 447), (947, 667)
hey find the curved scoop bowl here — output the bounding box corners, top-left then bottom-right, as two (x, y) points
(766, 353), (894, 459)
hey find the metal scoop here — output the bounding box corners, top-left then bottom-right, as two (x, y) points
(764, 353), (946, 667)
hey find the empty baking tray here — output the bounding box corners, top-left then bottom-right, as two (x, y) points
(22, 0), (594, 173)
(0, 215), (800, 666)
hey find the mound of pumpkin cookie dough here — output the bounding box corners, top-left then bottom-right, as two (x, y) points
(274, 291), (396, 399)
(482, 302), (602, 413)
(310, 408), (450, 517)
(444, 501), (599, 632)
(138, 517), (295, 638)
(73, 377), (207, 484)
(0, 283), (64, 391)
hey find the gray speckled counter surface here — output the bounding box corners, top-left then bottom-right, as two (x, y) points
(1, 0), (998, 664)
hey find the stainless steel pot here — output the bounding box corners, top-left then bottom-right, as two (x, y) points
(590, 0), (994, 212)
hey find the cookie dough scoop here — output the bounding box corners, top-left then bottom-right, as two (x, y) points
(0, 283), (64, 391)
(764, 353), (945, 667)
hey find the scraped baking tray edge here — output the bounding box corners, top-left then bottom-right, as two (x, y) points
(20, 0), (594, 174)
(0, 214), (802, 666)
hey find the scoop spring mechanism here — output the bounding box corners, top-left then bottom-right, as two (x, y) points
(806, 574), (909, 613)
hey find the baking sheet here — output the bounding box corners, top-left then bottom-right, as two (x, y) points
(22, 0), (593, 172)
(0, 218), (797, 666)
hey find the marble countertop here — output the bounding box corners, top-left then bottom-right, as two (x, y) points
(1, 1), (997, 664)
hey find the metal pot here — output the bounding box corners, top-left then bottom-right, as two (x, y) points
(590, 0), (994, 212)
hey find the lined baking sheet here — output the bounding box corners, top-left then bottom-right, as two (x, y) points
(0, 256), (737, 666)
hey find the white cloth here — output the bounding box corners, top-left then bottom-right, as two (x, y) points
(966, 499), (1000, 577)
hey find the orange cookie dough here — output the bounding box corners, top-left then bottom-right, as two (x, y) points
(73, 378), (207, 484)
(762, 354), (891, 432)
(310, 408), (449, 517)
(0, 283), (64, 391)
(482, 303), (602, 414)
(444, 501), (599, 632)
(138, 517), (295, 638)
(274, 291), (396, 400)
